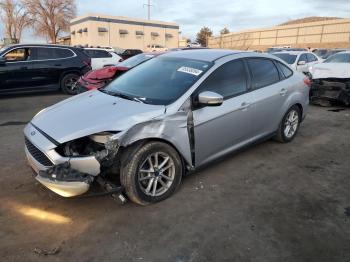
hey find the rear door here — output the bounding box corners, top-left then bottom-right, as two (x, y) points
(246, 58), (289, 136)
(192, 59), (255, 166)
(30, 47), (76, 87)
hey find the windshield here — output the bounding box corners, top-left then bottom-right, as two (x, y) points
(0, 46), (10, 55)
(324, 53), (350, 63)
(118, 53), (155, 68)
(103, 57), (212, 105)
(274, 53), (297, 64)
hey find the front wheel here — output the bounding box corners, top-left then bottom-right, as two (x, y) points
(61, 73), (80, 95)
(275, 105), (301, 143)
(120, 142), (183, 205)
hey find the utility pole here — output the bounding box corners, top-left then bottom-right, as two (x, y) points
(143, 0), (153, 20)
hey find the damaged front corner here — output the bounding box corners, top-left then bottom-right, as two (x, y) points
(118, 104), (195, 169)
(37, 162), (94, 197)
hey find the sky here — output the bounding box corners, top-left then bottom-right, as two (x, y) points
(1, 0), (350, 42)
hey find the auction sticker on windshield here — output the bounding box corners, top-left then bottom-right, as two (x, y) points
(177, 66), (203, 76)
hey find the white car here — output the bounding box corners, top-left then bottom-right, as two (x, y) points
(84, 48), (122, 70)
(309, 51), (350, 106)
(274, 51), (321, 75)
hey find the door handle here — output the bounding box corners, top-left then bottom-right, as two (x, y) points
(280, 89), (288, 96)
(239, 102), (251, 111)
(54, 64), (62, 67)
(20, 66), (28, 70)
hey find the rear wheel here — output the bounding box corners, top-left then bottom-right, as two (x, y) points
(61, 73), (80, 95)
(120, 142), (183, 205)
(275, 105), (301, 143)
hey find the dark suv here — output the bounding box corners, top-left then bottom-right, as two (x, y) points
(0, 44), (91, 95)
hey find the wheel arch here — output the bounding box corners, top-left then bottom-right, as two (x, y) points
(119, 137), (190, 174)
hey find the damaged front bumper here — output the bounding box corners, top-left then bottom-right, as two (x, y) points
(37, 163), (94, 197)
(311, 78), (350, 106)
(24, 123), (105, 197)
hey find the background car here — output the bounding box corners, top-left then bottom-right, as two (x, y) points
(84, 48), (122, 70)
(322, 48), (350, 59)
(118, 49), (143, 60)
(24, 49), (309, 205)
(146, 44), (168, 52)
(273, 51), (321, 75)
(312, 48), (329, 59)
(0, 44), (91, 95)
(76, 52), (164, 92)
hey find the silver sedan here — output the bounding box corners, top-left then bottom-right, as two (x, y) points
(24, 49), (309, 205)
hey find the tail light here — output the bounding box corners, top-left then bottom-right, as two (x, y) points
(303, 77), (311, 87)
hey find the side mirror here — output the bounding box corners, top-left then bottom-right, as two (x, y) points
(298, 60), (306, 66)
(197, 91), (223, 106)
(0, 57), (6, 66)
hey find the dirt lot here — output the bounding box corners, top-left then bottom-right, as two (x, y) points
(0, 93), (350, 262)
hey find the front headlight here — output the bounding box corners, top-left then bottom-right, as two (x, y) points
(89, 131), (117, 144)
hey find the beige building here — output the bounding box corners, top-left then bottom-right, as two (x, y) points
(70, 13), (179, 51)
(208, 17), (350, 51)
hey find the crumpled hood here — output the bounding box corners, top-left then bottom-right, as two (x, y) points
(31, 90), (165, 144)
(83, 66), (128, 81)
(310, 63), (350, 79)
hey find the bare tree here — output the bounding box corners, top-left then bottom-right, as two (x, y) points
(0, 0), (29, 42)
(23, 0), (76, 43)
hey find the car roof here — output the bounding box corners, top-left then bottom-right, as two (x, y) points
(3, 43), (76, 49)
(161, 49), (243, 62)
(273, 51), (310, 55)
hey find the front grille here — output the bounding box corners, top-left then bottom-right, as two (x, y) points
(25, 137), (54, 167)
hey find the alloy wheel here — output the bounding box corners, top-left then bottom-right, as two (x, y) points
(138, 152), (175, 197)
(284, 110), (299, 138)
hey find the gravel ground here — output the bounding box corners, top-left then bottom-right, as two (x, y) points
(0, 93), (349, 262)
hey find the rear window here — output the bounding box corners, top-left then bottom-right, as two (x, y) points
(277, 61), (293, 78)
(85, 49), (112, 58)
(33, 47), (74, 60)
(274, 53), (297, 64)
(247, 58), (280, 89)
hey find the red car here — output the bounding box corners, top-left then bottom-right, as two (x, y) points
(76, 52), (163, 93)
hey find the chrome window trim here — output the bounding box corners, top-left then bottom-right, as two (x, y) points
(1, 46), (77, 63)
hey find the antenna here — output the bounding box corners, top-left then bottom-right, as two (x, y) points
(143, 0), (153, 20)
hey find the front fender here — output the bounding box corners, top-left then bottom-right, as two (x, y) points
(118, 111), (193, 167)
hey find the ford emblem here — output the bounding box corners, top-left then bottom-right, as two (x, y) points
(31, 131), (36, 136)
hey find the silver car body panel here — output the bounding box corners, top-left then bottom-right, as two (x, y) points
(23, 49), (309, 197)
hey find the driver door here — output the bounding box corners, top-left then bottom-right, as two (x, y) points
(0, 47), (33, 91)
(192, 59), (255, 166)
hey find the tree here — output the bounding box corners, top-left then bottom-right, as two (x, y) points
(0, 0), (29, 42)
(196, 26), (213, 47)
(220, 27), (230, 35)
(23, 0), (76, 43)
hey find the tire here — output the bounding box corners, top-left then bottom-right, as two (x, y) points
(120, 142), (183, 205)
(275, 105), (301, 143)
(60, 73), (80, 95)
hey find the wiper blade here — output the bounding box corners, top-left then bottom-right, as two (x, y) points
(113, 92), (144, 103)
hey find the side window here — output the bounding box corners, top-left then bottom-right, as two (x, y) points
(35, 47), (55, 60)
(53, 48), (74, 59)
(277, 61), (293, 78)
(307, 53), (317, 62)
(4, 48), (29, 61)
(247, 58), (280, 89)
(198, 59), (247, 99)
(298, 54), (307, 63)
(99, 50), (112, 58)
